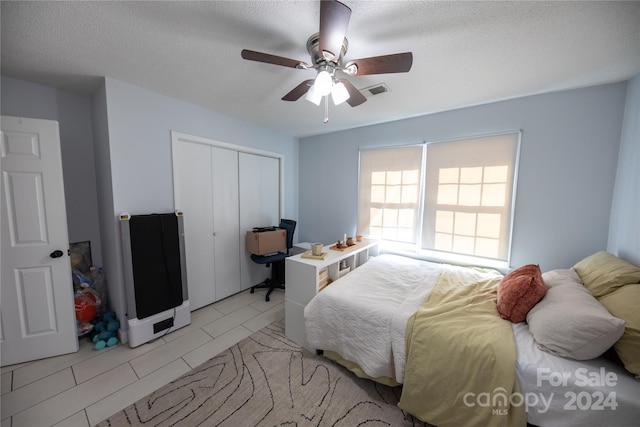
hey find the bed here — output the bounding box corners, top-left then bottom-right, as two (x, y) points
(304, 253), (640, 427)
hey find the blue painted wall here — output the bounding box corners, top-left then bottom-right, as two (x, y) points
(298, 82), (628, 271)
(3, 72), (637, 340)
(608, 74), (640, 265)
(94, 78), (299, 338)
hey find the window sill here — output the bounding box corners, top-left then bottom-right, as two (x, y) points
(379, 241), (510, 274)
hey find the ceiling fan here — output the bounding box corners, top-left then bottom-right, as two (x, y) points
(241, 0), (413, 115)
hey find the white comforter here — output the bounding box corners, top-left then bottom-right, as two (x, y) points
(304, 254), (640, 426)
(304, 254), (443, 383)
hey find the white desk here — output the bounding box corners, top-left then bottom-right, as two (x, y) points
(284, 239), (379, 349)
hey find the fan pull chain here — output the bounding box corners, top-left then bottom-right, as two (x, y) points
(323, 95), (329, 123)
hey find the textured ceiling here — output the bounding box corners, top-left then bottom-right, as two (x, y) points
(2, 1), (639, 138)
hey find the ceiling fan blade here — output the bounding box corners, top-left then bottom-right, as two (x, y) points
(344, 52), (413, 76)
(282, 80), (314, 101)
(241, 49), (310, 69)
(338, 79), (367, 107)
(319, 0), (351, 61)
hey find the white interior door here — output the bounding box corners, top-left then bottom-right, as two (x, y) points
(239, 152), (281, 290)
(1, 115), (78, 366)
(172, 140), (216, 311)
(211, 147), (240, 300)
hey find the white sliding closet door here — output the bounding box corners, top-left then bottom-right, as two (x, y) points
(173, 132), (282, 308)
(211, 147), (241, 300)
(239, 152), (281, 290)
(173, 140), (216, 310)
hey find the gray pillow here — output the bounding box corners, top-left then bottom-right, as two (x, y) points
(526, 269), (625, 360)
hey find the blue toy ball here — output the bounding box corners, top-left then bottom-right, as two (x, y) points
(92, 311), (120, 351)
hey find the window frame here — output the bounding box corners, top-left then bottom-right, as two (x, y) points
(357, 131), (521, 269)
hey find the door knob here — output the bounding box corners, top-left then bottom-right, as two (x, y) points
(50, 250), (64, 258)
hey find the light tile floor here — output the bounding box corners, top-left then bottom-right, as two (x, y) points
(1, 288), (285, 427)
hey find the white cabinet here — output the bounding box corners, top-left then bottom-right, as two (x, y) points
(285, 239), (379, 349)
(172, 133), (282, 310)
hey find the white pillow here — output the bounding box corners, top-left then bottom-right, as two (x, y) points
(526, 269), (625, 360)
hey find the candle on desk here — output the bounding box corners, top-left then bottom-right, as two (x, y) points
(343, 233), (347, 245)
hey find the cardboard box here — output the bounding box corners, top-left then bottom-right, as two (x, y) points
(246, 229), (286, 255)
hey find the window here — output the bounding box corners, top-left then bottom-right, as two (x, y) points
(358, 145), (423, 243)
(358, 132), (520, 265)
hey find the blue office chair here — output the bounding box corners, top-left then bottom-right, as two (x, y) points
(250, 219), (297, 302)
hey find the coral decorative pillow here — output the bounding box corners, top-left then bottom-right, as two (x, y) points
(497, 264), (547, 323)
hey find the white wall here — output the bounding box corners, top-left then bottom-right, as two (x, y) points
(94, 78), (299, 339)
(1, 76), (103, 265)
(298, 82), (628, 272)
(608, 73), (640, 265)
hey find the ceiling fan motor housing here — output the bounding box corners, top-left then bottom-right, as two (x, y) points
(306, 32), (348, 70)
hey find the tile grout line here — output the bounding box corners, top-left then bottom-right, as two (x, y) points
(2, 289), (284, 427)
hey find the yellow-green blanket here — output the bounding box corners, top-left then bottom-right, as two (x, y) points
(398, 266), (526, 427)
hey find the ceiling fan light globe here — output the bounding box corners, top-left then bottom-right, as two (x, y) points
(314, 70), (333, 96)
(331, 81), (350, 105)
(305, 84), (323, 105)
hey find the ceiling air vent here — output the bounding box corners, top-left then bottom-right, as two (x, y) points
(360, 83), (391, 98)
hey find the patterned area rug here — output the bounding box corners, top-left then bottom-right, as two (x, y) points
(97, 321), (428, 426)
